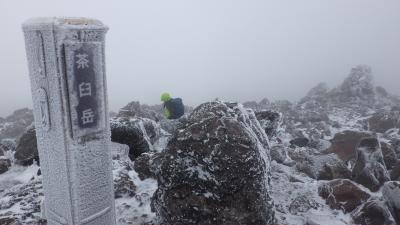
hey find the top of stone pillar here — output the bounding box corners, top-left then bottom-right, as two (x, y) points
(22, 17), (108, 31)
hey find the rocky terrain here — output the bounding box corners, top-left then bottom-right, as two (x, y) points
(1, 65), (400, 225)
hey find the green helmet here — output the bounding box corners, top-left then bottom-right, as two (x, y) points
(161, 93), (172, 102)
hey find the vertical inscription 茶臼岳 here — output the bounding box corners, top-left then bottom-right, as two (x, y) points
(65, 42), (104, 138)
(74, 46), (97, 129)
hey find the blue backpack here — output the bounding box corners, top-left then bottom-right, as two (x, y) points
(166, 98), (184, 119)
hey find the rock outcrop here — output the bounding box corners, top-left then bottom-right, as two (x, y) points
(151, 101), (276, 225)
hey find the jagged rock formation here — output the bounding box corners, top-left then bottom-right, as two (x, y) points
(151, 101), (276, 225)
(14, 127), (38, 166)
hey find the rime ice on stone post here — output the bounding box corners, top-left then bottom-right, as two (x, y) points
(22, 18), (116, 225)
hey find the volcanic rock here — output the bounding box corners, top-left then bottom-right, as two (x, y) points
(151, 101), (276, 225)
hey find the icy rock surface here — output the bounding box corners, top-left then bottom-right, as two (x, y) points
(111, 117), (169, 160)
(13, 127), (38, 166)
(351, 198), (396, 225)
(151, 101), (276, 225)
(324, 130), (373, 162)
(382, 181), (400, 224)
(352, 138), (390, 192)
(318, 179), (371, 213)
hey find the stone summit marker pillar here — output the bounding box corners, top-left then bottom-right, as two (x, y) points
(22, 18), (116, 225)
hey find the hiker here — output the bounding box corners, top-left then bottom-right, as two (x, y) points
(161, 93), (184, 119)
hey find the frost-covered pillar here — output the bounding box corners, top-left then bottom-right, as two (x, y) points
(22, 18), (116, 225)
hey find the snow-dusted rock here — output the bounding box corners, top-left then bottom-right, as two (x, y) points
(352, 138), (390, 192)
(381, 142), (398, 170)
(133, 153), (160, 180)
(114, 172), (137, 199)
(117, 101), (164, 122)
(111, 118), (152, 160)
(318, 179), (371, 213)
(382, 181), (400, 224)
(295, 153), (351, 180)
(0, 140), (15, 153)
(324, 130), (372, 162)
(339, 65), (375, 100)
(255, 110), (281, 138)
(270, 145), (295, 166)
(13, 127), (38, 166)
(290, 137), (310, 148)
(151, 101), (276, 225)
(391, 161), (400, 181)
(351, 198), (396, 225)
(0, 159), (11, 174)
(111, 142), (130, 160)
(368, 110), (400, 133)
(0, 108), (34, 141)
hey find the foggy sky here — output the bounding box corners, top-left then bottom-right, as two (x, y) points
(0, 0), (399, 117)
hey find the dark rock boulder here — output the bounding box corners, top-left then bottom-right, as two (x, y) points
(318, 179), (371, 213)
(151, 101), (276, 225)
(111, 118), (151, 160)
(14, 127), (39, 166)
(0, 158), (11, 174)
(351, 199), (396, 225)
(255, 110), (281, 138)
(289, 137), (309, 148)
(352, 138), (390, 192)
(382, 181), (400, 224)
(324, 130), (372, 162)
